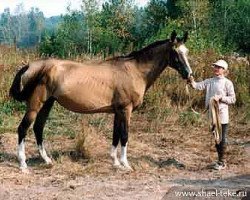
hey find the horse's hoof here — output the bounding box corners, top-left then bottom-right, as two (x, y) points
(46, 159), (53, 166)
(113, 160), (122, 168)
(47, 162), (53, 166)
(113, 163), (122, 169)
(44, 162), (53, 169)
(44, 157), (53, 164)
(120, 161), (133, 171)
(20, 167), (30, 174)
(124, 165), (133, 171)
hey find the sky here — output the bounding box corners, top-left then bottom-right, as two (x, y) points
(0, 0), (149, 17)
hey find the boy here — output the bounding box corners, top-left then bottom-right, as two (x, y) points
(188, 59), (236, 170)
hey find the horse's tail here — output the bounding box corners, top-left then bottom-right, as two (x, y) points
(9, 65), (29, 101)
(9, 64), (41, 102)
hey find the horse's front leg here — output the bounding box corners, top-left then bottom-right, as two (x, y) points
(111, 113), (121, 167)
(119, 104), (133, 170)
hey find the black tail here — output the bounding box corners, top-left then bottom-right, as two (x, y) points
(10, 64), (44, 103)
(9, 65), (29, 101)
(10, 64), (46, 102)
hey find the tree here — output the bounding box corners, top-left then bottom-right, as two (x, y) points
(27, 7), (45, 46)
(166, 0), (182, 19)
(0, 5), (45, 48)
(81, 0), (100, 54)
(209, 0), (250, 53)
(12, 3), (29, 48)
(0, 8), (12, 44)
(98, 0), (136, 54)
(55, 10), (86, 57)
(143, 0), (168, 39)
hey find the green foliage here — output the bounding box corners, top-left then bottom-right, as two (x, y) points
(39, 0), (139, 57)
(143, 0), (168, 37)
(206, 0), (250, 53)
(0, 101), (26, 115)
(102, 1), (135, 51)
(144, 19), (184, 45)
(39, 11), (86, 57)
(39, 33), (61, 56)
(179, 111), (202, 126)
(0, 5), (45, 48)
(0, 98), (26, 128)
(2, 0), (249, 56)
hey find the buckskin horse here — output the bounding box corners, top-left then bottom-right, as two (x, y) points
(9, 30), (192, 171)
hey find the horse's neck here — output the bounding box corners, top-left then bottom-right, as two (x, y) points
(137, 55), (168, 90)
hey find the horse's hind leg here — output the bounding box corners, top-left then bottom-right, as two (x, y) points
(33, 97), (55, 165)
(17, 85), (46, 171)
(18, 111), (38, 170)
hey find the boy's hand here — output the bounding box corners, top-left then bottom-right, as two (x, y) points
(187, 75), (194, 84)
(213, 94), (222, 101)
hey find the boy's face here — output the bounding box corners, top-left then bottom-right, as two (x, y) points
(213, 65), (225, 76)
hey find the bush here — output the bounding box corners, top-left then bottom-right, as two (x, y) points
(179, 110), (202, 126)
(0, 101), (26, 115)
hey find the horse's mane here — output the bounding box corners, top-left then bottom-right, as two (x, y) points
(108, 39), (170, 61)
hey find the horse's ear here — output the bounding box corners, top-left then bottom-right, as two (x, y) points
(183, 31), (188, 43)
(170, 30), (177, 42)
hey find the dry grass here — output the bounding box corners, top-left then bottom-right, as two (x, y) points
(0, 47), (249, 180)
(75, 119), (108, 160)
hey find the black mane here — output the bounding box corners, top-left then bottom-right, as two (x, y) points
(110, 39), (170, 61)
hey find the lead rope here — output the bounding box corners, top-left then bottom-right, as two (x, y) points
(185, 84), (208, 115)
(209, 98), (222, 165)
(209, 98), (222, 145)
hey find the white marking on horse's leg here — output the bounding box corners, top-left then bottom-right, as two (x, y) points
(18, 140), (28, 170)
(120, 144), (132, 170)
(110, 145), (120, 167)
(38, 144), (52, 164)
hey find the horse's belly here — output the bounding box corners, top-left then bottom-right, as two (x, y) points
(55, 87), (114, 113)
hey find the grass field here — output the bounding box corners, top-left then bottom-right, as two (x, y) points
(0, 47), (249, 199)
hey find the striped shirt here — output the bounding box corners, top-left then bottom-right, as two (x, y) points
(191, 76), (236, 124)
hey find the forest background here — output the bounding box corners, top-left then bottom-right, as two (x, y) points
(0, 0), (249, 57)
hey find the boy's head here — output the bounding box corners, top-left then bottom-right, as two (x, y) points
(212, 59), (228, 76)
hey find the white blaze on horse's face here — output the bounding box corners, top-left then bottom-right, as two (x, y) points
(177, 44), (192, 76)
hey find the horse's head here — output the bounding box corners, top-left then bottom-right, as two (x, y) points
(168, 30), (192, 79)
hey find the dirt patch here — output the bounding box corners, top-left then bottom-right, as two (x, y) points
(0, 120), (249, 200)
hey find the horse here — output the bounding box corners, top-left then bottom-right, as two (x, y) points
(9, 30), (192, 171)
